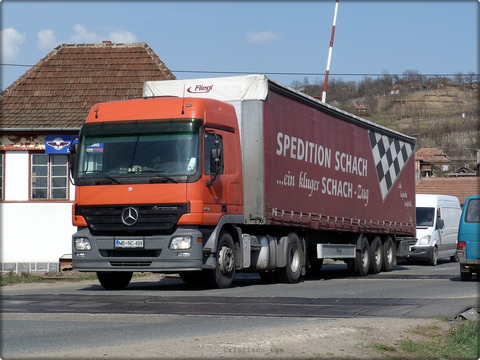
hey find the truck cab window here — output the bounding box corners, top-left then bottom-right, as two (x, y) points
(204, 133), (224, 175)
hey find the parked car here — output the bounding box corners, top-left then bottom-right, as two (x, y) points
(456, 194), (480, 281)
(403, 194), (461, 265)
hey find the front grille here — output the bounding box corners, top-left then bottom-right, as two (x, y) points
(109, 261), (152, 267)
(76, 204), (187, 235)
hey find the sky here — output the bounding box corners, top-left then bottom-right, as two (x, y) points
(1, 1), (478, 91)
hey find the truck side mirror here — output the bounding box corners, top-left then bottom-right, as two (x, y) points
(210, 148), (221, 174)
(207, 148), (221, 187)
(68, 142), (77, 185)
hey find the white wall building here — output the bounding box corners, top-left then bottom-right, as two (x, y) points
(1, 142), (76, 273)
(0, 41), (175, 273)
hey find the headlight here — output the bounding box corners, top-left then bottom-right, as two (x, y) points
(169, 236), (192, 250)
(417, 235), (431, 246)
(74, 237), (92, 251)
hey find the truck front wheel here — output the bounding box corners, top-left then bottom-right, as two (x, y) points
(276, 234), (302, 283)
(96, 271), (133, 290)
(205, 232), (236, 289)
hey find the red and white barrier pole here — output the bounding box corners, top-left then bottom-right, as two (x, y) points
(322, 0), (339, 103)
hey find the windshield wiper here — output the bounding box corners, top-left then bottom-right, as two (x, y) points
(149, 173), (178, 183)
(89, 170), (122, 184)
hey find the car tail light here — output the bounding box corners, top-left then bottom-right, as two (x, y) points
(457, 241), (466, 251)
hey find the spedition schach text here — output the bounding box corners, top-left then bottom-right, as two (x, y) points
(276, 132), (368, 177)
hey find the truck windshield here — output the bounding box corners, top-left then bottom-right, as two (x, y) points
(416, 207), (435, 227)
(76, 120), (201, 184)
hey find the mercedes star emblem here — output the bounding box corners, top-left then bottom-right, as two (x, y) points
(121, 207), (139, 226)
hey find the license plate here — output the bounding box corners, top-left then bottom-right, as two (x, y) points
(115, 239), (144, 249)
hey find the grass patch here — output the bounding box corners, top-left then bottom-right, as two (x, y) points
(0, 270), (98, 286)
(1, 270), (155, 287)
(371, 343), (397, 353)
(0, 271), (45, 286)
(372, 320), (479, 359)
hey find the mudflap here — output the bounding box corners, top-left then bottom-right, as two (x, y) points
(396, 238), (410, 258)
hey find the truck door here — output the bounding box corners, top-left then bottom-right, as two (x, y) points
(202, 130), (242, 224)
(203, 131), (226, 224)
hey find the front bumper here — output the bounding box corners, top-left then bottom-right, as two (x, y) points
(402, 245), (434, 261)
(72, 227), (204, 272)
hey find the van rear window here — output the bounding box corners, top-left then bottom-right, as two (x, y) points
(465, 199), (480, 223)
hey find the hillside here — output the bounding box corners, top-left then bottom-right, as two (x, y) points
(296, 80), (479, 169)
(373, 86), (478, 161)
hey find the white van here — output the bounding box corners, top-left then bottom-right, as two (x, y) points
(405, 194), (461, 265)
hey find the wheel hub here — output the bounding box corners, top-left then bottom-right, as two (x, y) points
(219, 246), (234, 274)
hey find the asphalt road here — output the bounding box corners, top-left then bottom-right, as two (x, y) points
(1, 259), (479, 359)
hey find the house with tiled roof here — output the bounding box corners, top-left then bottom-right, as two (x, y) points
(0, 41), (175, 273)
(416, 177), (479, 206)
(415, 147), (451, 178)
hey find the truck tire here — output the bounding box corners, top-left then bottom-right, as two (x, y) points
(205, 232), (236, 289)
(96, 271), (132, 290)
(369, 236), (383, 274)
(349, 236), (370, 276)
(382, 236), (396, 272)
(276, 234), (302, 283)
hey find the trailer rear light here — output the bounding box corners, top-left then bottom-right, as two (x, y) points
(457, 241), (466, 251)
(169, 236), (192, 250)
(74, 237), (92, 251)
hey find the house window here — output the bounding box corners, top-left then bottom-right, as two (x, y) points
(31, 153), (68, 200)
(0, 153), (4, 200)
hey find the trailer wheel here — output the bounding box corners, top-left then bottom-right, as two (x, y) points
(96, 271), (132, 290)
(369, 236), (383, 274)
(276, 234), (302, 283)
(205, 232), (235, 289)
(350, 236), (370, 276)
(382, 236), (396, 272)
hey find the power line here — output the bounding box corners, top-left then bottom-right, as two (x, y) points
(1, 63), (477, 78)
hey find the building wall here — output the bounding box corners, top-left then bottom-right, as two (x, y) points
(1, 150), (76, 273)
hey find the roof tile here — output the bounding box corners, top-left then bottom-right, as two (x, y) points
(1, 41), (175, 130)
(416, 177), (480, 206)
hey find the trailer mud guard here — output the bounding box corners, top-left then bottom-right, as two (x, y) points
(395, 238), (410, 258)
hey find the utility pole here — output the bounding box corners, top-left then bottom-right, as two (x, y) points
(322, 0), (339, 103)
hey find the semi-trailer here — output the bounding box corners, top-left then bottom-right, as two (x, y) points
(70, 74), (416, 289)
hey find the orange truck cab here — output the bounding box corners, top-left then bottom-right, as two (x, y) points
(70, 97), (243, 288)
